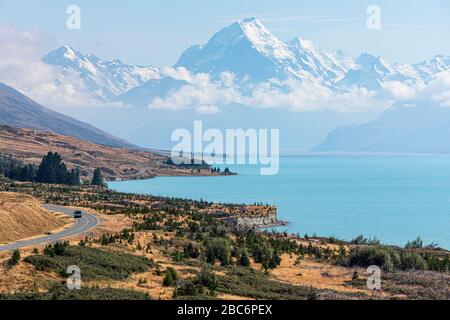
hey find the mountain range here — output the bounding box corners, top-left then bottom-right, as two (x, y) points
(314, 101), (450, 153)
(43, 17), (450, 106)
(43, 45), (160, 101)
(14, 17), (450, 153)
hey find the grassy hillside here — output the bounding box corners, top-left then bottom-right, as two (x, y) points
(0, 192), (69, 243)
(0, 125), (214, 181)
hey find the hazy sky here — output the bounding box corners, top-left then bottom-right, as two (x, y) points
(1, 0), (450, 66)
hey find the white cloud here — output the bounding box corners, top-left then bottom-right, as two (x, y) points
(149, 69), (242, 111)
(423, 71), (450, 106)
(0, 23), (106, 108)
(149, 69), (389, 113)
(243, 80), (385, 112)
(195, 105), (220, 115)
(381, 81), (418, 100)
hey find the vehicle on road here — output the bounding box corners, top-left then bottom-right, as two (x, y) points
(74, 210), (83, 218)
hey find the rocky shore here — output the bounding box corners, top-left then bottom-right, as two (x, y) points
(209, 206), (287, 230)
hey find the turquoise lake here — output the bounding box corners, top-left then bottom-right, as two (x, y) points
(109, 157), (450, 249)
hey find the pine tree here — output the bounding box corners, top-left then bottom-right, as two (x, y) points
(66, 169), (80, 186)
(36, 152), (58, 183)
(239, 251), (251, 267)
(36, 152), (72, 185)
(18, 164), (35, 182)
(6, 249), (21, 268)
(91, 168), (104, 186)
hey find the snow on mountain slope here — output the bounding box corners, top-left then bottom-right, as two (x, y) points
(412, 55), (450, 82)
(338, 53), (450, 90)
(287, 38), (356, 82)
(337, 53), (401, 90)
(43, 45), (160, 101)
(41, 18), (450, 109)
(174, 17), (315, 82)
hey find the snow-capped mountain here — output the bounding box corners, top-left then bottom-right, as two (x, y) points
(174, 17), (302, 82)
(337, 53), (399, 90)
(174, 17), (355, 83)
(338, 53), (450, 90)
(287, 37), (356, 82)
(411, 55), (450, 82)
(42, 18), (450, 107)
(43, 45), (160, 101)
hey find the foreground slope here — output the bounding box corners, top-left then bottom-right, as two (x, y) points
(0, 192), (68, 244)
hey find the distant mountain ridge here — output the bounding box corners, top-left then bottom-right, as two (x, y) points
(42, 18), (450, 108)
(43, 45), (160, 101)
(314, 102), (450, 153)
(0, 82), (136, 148)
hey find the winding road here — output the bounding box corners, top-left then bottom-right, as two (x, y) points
(0, 204), (99, 252)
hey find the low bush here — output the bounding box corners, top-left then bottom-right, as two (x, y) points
(216, 267), (323, 300)
(347, 246), (400, 271)
(173, 267), (218, 298)
(25, 245), (153, 280)
(162, 267), (179, 287)
(400, 252), (428, 270)
(5, 250), (21, 268)
(0, 285), (150, 300)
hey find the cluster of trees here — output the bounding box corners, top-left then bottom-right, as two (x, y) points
(346, 244), (450, 272)
(0, 152), (105, 187)
(0, 156), (36, 182)
(210, 167), (231, 174)
(35, 152), (80, 185)
(0, 152), (79, 185)
(173, 267), (218, 298)
(91, 168), (104, 186)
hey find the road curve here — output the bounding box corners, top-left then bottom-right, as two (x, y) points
(0, 204), (99, 252)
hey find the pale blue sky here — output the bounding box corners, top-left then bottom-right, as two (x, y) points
(1, 0), (450, 66)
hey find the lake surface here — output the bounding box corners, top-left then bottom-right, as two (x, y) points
(109, 157), (450, 249)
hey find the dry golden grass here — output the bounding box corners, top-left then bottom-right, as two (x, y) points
(0, 192), (71, 244)
(268, 253), (386, 298)
(0, 248), (61, 294)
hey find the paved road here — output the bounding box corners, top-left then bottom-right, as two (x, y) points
(0, 205), (99, 252)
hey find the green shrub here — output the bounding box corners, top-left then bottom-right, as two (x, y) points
(0, 285), (149, 300)
(196, 267), (218, 292)
(205, 238), (231, 266)
(174, 280), (200, 297)
(405, 237), (424, 249)
(6, 249), (21, 268)
(173, 267), (218, 298)
(348, 246), (400, 272)
(216, 267), (327, 300)
(44, 241), (69, 257)
(163, 267), (179, 287)
(400, 252), (428, 270)
(238, 251), (251, 267)
(25, 246), (153, 280)
(184, 243), (200, 259)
